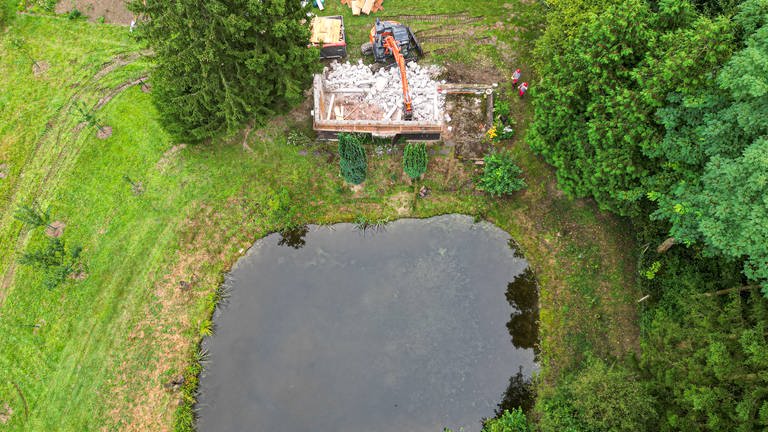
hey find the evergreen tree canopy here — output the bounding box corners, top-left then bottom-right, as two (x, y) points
(642, 290), (768, 431)
(338, 133), (367, 185)
(403, 143), (428, 180)
(129, 0), (318, 141)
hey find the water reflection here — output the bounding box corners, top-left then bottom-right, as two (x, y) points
(198, 215), (539, 432)
(277, 225), (309, 249)
(505, 267), (540, 354)
(488, 262), (539, 417)
(496, 366), (535, 415)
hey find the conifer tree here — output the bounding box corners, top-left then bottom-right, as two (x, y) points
(129, 0), (318, 141)
(338, 133), (366, 185)
(403, 143), (427, 180)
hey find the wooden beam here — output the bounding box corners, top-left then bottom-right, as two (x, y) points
(362, 0), (375, 14)
(326, 93), (336, 120)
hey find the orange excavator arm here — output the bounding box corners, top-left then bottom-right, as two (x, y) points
(382, 35), (414, 121)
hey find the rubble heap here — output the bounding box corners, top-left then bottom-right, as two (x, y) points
(324, 60), (445, 122)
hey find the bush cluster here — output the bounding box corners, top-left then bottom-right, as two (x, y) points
(477, 152), (526, 196)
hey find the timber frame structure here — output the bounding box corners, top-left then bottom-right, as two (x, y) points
(312, 74), (495, 141)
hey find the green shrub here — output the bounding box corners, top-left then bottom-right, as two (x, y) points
(538, 386), (591, 432)
(0, 0), (13, 27)
(538, 358), (657, 432)
(265, 187), (294, 223)
(494, 98), (511, 120)
(17, 0), (56, 13)
(570, 359), (657, 432)
(477, 152), (526, 196)
(18, 237), (84, 290)
(338, 133), (367, 185)
(286, 130), (313, 147)
(403, 143), (428, 180)
(483, 409), (532, 432)
(66, 7), (82, 19)
(14, 202), (51, 230)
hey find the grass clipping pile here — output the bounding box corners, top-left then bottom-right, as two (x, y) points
(324, 60), (445, 122)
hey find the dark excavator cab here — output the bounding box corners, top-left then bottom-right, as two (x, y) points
(362, 18), (423, 63)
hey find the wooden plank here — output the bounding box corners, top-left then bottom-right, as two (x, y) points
(326, 93), (336, 120)
(361, 0), (375, 14)
(383, 105), (398, 120)
(310, 17), (342, 44)
(351, 0), (362, 15)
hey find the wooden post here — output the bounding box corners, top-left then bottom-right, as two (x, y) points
(326, 93), (336, 120)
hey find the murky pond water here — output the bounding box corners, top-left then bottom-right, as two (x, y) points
(197, 214), (539, 432)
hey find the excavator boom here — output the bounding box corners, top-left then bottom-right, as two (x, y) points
(361, 18), (422, 121)
(382, 36), (413, 121)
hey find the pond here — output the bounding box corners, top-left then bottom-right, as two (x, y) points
(196, 214), (539, 432)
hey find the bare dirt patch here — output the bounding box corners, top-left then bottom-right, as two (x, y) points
(73, 121), (88, 133)
(442, 57), (504, 84)
(388, 191), (413, 216)
(250, 116), (287, 144)
(443, 93), (492, 159)
(288, 90), (315, 125)
(0, 164), (8, 179)
(96, 126), (112, 139)
(0, 402), (11, 425)
(350, 183), (365, 198)
(68, 268), (88, 280)
(45, 220), (66, 238)
(93, 53), (145, 82)
(429, 153), (473, 191)
(32, 60), (50, 77)
(55, 0), (133, 25)
(156, 144), (187, 172)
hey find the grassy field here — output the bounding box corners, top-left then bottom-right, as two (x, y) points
(1, 2), (639, 431)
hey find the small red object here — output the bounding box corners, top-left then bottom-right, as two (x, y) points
(518, 82), (528, 97)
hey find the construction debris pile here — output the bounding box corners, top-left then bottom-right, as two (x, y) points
(340, 0), (384, 15)
(323, 60), (445, 122)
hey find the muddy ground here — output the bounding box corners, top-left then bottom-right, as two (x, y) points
(442, 92), (491, 159)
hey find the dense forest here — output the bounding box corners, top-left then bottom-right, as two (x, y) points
(530, 0), (768, 430)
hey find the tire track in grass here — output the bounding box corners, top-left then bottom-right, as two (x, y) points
(0, 52), (149, 303)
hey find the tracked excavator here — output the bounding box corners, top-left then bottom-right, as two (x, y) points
(361, 19), (423, 121)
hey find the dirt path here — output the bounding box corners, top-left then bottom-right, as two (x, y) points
(55, 0), (133, 25)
